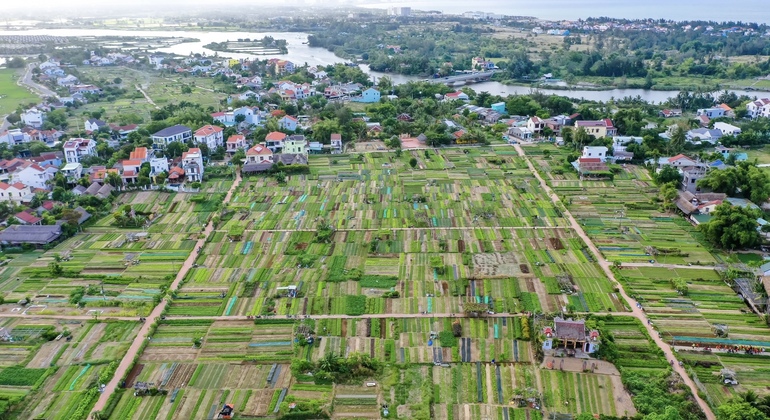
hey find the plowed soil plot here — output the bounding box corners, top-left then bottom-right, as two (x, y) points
(26, 342), (63, 368)
(245, 389), (275, 416)
(166, 363), (197, 388)
(472, 253), (522, 278)
(125, 363), (144, 388)
(548, 238), (564, 249)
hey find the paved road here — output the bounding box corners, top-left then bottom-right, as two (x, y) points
(90, 172), (242, 416)
(513, 144), (716, 420)
(21, 63), (58, 99)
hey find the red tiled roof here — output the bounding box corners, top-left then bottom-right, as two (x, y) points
(195, 124), (223, 136)
(130, 147), (148, 160)
(247, 144), (272, 156)
(123, 159), (142, 167)
(15, 211), (41, 224)
(578, 158), (601, 163)
(265, 132), (287, 141)
(227, 134), (245, 143)
(330, 133), (342, 141)
(667, 154), (691, 163)
(122, 170), (136, 177)
(281, 115), (298, 122)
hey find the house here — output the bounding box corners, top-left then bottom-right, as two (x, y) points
(278, 115), (298, 132)
(15, 210), (42, 225)
(37, 129), (64, 145)
(713, 122), (741, 136)
(575, 119), (617, 138)
(666, 154), (698, 168)
(60, 163), (83, 183)
(130, 147), (150, 163)
(181, 148), (204, 182)
(0, 225), (62, 246)
(167, 167), (185, 184)
(276, 153), (308, 166)
(659, 109), (683, 118)
(243, 144), (274, 172)
(84, 118), (107, 132)
(151, 125), (193, 150)
(69, 85), (101, 95)
(696, 107), (726, 119)
(612, 150), (634, 162)
(11, 163), (55, 190)
(491, 102), (506, 114)
(686, 128), (722, 144)
(746, 98), (770, 119)
(120, 159), (142, 184)
(527, 117), (545, 134)
(268, 59), (295, 74)
(109, 124), (139, 139)
(265, 132), (287, 153)
(283, 135), (307, 155)
(543, 115), (572, 134)
(56, 74), (79, 86)
(718, 103), (735, 118)
(582, 146), (609, 162)
(21, 108), (45, 128)
(226, 135), (247, 155)
(0, 182), (31, 203)
(0, 129), (32, 146)
(472, 56), (496, 70)
(149, 157), (169, 178)
(508, 127), (533, 141)
(681, 166), (708, 194)
(232, 106), (261, 125)
(612, 136), (643, 152)
(194, 125), (224, 150)
(358, 87), (381, 103)
(29, 151), (63, 167)
(444, 91), (470, 101)
(572, 157), (610, 178)
(541, 317), (600, 354)
(330, 133), (343, 154)
(63, 138), (97, 164)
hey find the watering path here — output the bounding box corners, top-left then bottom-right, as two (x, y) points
(513, 144), (717, 420)
(89, 172), (242, 417)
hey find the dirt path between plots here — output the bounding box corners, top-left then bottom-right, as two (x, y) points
(513, 144), (715, 420)
(90, 172), (242, 417)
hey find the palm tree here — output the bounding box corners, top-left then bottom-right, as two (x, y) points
(318, 352), (340, 372)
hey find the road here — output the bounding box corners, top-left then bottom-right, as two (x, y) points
(513, 144), (716, 420)
(135, 84), (159, 109)
(20, 63), (59, 99)
(89, 172), (242, 416)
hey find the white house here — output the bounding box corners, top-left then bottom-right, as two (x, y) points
(330, 133), (343, 154)
(0, 129), (32, 146)
(10, 163), (55, 190)
(226, 135), (248, 155)
(527, 117), (545, 134)
(582, 146), (608, 162)
(84, 118), (107, 132)
(56, 74), (79, 86)
(746, 98), (770, 119)
(149, 157), (169, 177)
(63, 138), (97, 164)
(181, 148), (204, 182)
(444, 91), (470, 101)
(0, 182), (32, 203)
(686, 128), (722, 144)
(60, 163), (83, 182)
(611, 136), (643, 152)
(233, 106), (261, 125)
(194, 125), (224, 150)
(21, 108), (45, 128)
(713, 122), (742, 136)
(265, 132), (287, 153)
(151, 125), (193, 150)
(508, 127), (533, 141)
(278, 115), (298, 132)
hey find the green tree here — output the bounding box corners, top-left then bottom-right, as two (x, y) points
(669, 125), (686, 154)
(231, 149), (246, 166)
(660, 183), (680, 210)
(700, 203), (762, 250)
(655, 165), (683, 186)
(716, 401), (767, 420)
(409, 157), (418, 169)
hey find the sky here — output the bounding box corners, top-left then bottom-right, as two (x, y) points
(5, 0), (770, 23)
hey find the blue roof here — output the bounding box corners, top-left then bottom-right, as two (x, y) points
(725, 197), (760, 210)
(710, 159), (724, 166)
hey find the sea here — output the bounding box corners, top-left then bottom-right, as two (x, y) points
(358, 0), (770, 24)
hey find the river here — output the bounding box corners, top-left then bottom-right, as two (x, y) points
(0, 28), (765, 103)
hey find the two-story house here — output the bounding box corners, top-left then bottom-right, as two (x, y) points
(527, 117), (545, 134)
(0, 182), (32, 203)
(60, 163), (83, 183)
(181, 148), (204, 182)
(149, 157), (169, 179)
(21, 108), (45, 128)
(10, 163), (56, 190)
(330, 133), (343, 154)
(120, 159), (142, 184)
(84, 118), (107, 132)
(151, 125), (192, 150)
(245, 144), (274, 164)
(283, 135), (308, 155)
(581, 146), (608, 162)
(265, 132), (288, 153)
(278, 115), (298, 132)
(194, 125), (224, 150)
(575, 119), (617, 138)
(130, 147), (150, 163)
(63, 138), (97, 164)
(226, 135), (248, 155)
(0, 129), (32, 146)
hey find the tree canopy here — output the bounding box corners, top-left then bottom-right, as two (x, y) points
(699, 203), (762, 250)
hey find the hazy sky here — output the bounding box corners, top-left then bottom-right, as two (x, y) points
(6, 0), (770, 23)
